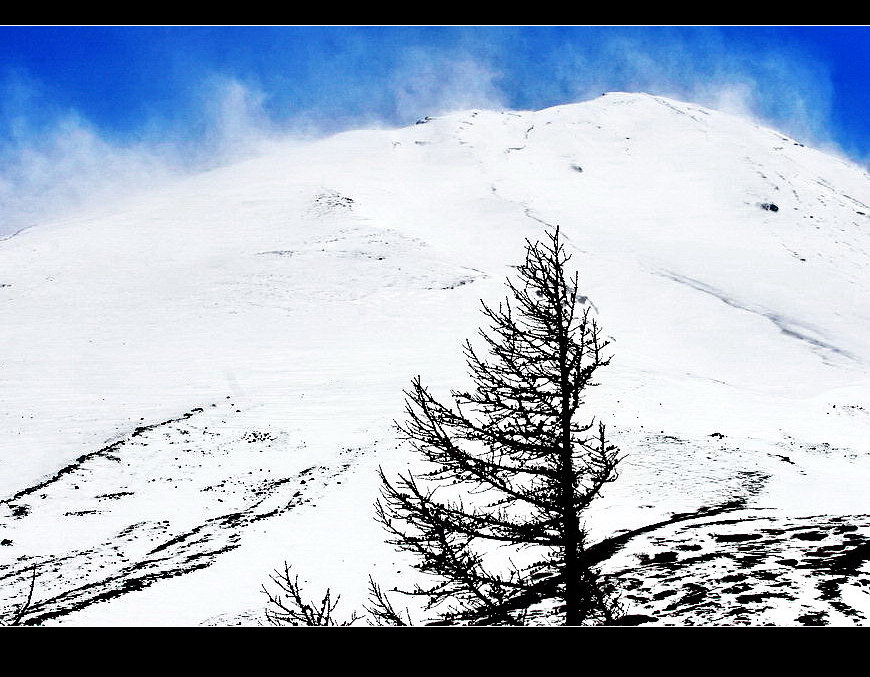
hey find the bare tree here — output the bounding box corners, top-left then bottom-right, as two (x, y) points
(262, 563), (360, 627)
(376, 226), (622, 625)
(363, 576), (412, 627)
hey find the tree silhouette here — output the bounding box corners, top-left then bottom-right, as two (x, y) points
(377, 226), (623, 625)
(263, 562), (360, 627)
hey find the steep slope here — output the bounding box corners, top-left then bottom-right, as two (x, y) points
(1, 93), (868, 625)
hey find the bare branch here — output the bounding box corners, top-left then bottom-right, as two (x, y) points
(263, 563), (360, 627)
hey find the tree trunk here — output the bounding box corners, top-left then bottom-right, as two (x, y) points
(556, 267), (581, 626)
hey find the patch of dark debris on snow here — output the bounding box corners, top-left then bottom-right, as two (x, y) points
(308, 190), (354, 217)
(430, 275), (480, 291)
(198, 608), (267, 626)
(256, 250), (297, 257)
(613, 427), (774, 514)
(777, 434), (868, 462)
(608, 511), (870, 625)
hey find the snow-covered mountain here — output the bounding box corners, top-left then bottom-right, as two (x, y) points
(1, 92), (868, 626)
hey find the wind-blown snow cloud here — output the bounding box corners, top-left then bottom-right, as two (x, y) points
(0, 27), (860, 237)
(0, 75), (279, 236)
(0, 72), (172, 236)
(185, 76), (279, 162)
(388, 49), (506, 122)
(526, 28), (840, 153)
(0, 116), (171, 231)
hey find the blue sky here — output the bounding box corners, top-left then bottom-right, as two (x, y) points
(0, 26), (866, 233)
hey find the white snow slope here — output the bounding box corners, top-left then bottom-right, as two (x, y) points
(1, 92), (869, 626)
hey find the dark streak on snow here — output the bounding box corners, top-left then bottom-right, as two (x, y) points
(0, 408), (206, 505)
(11, 462), (337, 626)
(0, 404), (358, 625)
(0, 225), (35, 243)
(658, 270), (856, 361)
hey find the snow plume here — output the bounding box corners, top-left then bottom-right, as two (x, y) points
(550, 29), (839, 155)
(187, 76), (278, 163)
(0, 29), (858, 237)
(0, 111), (174, 238)
(0, 75), (276, 237)
(389, 50), (506, 123)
